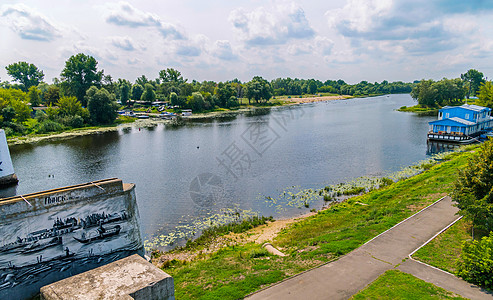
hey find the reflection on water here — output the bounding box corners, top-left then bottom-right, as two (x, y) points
(427, 140), (463, 155)
(6, 94), (437, 249)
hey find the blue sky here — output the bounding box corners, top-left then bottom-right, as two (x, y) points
(1, 0), (492, 84)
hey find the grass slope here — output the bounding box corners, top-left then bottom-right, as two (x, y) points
(162, 151), (473, 299)
(352, 270), (465, 300)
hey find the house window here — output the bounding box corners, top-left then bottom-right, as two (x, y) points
(465, 114), (469, 119)
(445, 113), (449, 118)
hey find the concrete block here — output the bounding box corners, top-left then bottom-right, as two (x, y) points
(40, 254), (174, 300)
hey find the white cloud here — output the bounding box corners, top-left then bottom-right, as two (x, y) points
(104, 2), (184, 39)
(105, 1), (160, 27)
(229, 2), (315, 46)
(1, 3), (62, 41)
(287, 36), (334, 56)
(110, 36), (136, 51)
(212, 40), (238, 61)
(327, 0), (392, 34)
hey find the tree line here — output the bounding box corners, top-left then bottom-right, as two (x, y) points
(410, 69), (493, 108)
(0, 53), (416, 137)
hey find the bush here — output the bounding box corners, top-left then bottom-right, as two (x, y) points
(36, 120), (64, 134)
(380, 177), (394, 188)
(3, 127), (13, 137)
(35, 110), (48, 122)
(249, 248), (269, 258)
(457, 232), (493, 288)
(61, 115), (84, 128)
(3, 121), (26, 135)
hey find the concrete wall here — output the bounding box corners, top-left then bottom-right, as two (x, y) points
(41, 254), (174, 300)
(0, 178), (144, 299)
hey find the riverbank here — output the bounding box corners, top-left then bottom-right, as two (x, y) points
(7, 95), (352, 146)
(152, 147), (476, 299)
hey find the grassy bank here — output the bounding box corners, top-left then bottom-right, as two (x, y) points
(158, 149), (474, 299)
(398, 104), (439, 115)
(351, 270), (465, 300)
(413, 217), (489, 274)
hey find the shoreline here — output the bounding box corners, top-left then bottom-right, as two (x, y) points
(7, 95), (351, 146)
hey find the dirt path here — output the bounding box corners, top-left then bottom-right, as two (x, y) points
(153, 213), (315, 268)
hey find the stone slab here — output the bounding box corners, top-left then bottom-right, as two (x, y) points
(40, 254), (174, 300)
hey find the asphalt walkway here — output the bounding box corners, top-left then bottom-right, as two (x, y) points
(246, 196), (492, 300)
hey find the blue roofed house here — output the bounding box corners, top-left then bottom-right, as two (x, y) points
(428, 104), (493, 142)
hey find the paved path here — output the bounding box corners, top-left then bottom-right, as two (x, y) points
(246, 197), (483, 300)
(398, 258), (493, 299)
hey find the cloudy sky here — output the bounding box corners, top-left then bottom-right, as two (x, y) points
(1, 0), (493, 84)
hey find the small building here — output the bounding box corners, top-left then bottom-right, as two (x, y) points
(428, 104), (493, 142)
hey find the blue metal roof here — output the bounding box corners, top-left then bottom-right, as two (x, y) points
(440, 104), (491, 113)
(429, 118), (471, 127)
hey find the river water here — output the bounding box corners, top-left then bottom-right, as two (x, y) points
(5, 94), (436, 249)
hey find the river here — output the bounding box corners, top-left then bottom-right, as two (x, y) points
(5, 94), (437, 249)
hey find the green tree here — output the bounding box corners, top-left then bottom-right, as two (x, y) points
(131, 84), (144, 100)
(159, 68), (186, 84)
(214, 82), (234, 107)
(85, 87), (118, 124)
(410, 79), (437, 107)
(117, 79), (131, 105)
(28, 86), (41, 106)
(461, 69), (485, 98)
(478, 81), (493, 108)
(135, 75), (149, 87)
(43, 86), (60, 106)
(1, 106), (16, 123)
(60, 53), (103, 106)
(457, 232), (493, 288)
(307, 80), (318, 94)
(433, 78), (467, 106)
(170, 92), (179, 106)
(452, 140), (493, 236)
(56, 96), (84, 117)
(5, 61), (44, 91)
(0, 88), (31, 122)
(141, 83), (156, 102)
(245, 76), (273, 104)
(186, 92), (206, 112)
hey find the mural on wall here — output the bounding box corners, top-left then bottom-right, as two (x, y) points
(0, 178), (144, 300)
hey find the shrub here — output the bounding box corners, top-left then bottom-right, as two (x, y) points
(35, 110), (47, 122)
(61, 115), (84, 128)
(36, 120), (64, 133)
(249, 248), (269, 258)
(457, 232), (493, 288)
(3, 127), (13, 137)
(3, 121), (26, 135)
(380, 177), (394, 188)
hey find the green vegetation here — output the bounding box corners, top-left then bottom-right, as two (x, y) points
(411, 78), (467, 107)
(160, 149), (473, 299)
(478, 80), (493, 108)
(180, 216), (273, 251)
(452, 140), (493, 234)
(457, 232), (493, 288)
(413, 218), (474, 274)
(412, 141), (493, 290)
(461, 69), (485, 99)
(351, 270), (465, 300)
(398, 104), (439, 115)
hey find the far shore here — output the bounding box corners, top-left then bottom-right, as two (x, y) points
(7, 94), (352, 146)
